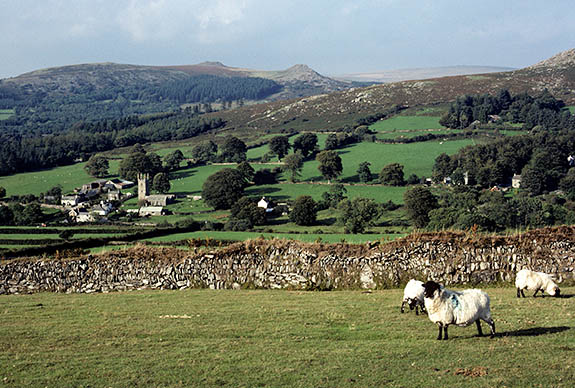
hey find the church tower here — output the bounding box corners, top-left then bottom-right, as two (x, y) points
(137, 173), (150, 205)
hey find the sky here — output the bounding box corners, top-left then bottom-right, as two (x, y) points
(1, 0), (574, 79)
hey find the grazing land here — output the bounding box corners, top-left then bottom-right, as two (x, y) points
(1, 288), (573, 387)
(369, 115), (444, 132)
(0, 109), (14, 120)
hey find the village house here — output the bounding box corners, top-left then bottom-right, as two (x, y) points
(69, 207), (94, 223)
(91, 201), (114, 216)
(61, 195), (82, 207)
(257, 197), (274, 213)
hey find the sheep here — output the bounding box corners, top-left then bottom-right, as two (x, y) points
(400, 279), (426, 315)
(515, 269), (560, 298)
(422, 280), (495, 340)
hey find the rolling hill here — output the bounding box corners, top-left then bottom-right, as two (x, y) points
(210, 49), (575, 133)
(0, 61), (354, 102)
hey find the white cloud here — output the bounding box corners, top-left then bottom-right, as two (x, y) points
(116, 0), (251, 43)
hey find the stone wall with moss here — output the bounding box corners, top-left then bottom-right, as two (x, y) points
(2, 227), (575, 294)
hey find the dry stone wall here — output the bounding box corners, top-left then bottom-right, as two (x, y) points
(2, 228), (575, 294)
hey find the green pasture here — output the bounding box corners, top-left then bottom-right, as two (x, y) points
(0, 108), (14, 120)
(1, 288), (573, 387)
(376, 129), (455, 140)
(296, 139), (475, 183)
(0, 160), (121, 197)
(369, 115), (444, 132)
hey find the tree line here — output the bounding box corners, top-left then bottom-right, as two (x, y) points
(0, 111), (225, 176)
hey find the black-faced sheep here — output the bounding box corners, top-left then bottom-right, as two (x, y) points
(515, 269), (560, 298)
(401, 279), (426, 315)
(422, 281), (495, 340)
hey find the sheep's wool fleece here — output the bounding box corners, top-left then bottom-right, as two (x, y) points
(403, 279), (424, 302)
(425, 289), (490, 327)
(515, 269), (557, 294)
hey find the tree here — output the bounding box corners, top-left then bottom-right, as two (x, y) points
(59, 230), (74, 240)
(236, 161), (255, 182)
(202, 168), (247, 209)
(559, 168), (575, 201)
(379, 163), (405, 186)
(338, 197), (380, 233)
(290, 195), (317, 226)
(118, 151), (163, 182)
(357, 161), (372, 183)
(191, 141), (217, 163)
(268, 136), (291, 160)
(293, 133), (318, 158)
(152, 172), (171, 193)
(253, 168), (279, 185)
(84, 155), (109, 178)
(321, 183), (347, 209)
(163, 150), (184, 171)
(324, 134), (339, 150)
(432, 153), (452, 182)
(283, 152), (304, 182)
(404, 187), (438, 228)
(316, 150), (343, 183)
(229, 197), (266, 227)
(220, 136), (247, 162)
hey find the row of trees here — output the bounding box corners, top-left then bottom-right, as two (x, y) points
(403, 185), (575, 232)
(439, 89), (573, 130)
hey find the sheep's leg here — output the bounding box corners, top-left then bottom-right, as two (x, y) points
(520, 289), (526, 298)
(437, 323), (443, 340)
(533, 289), (540, 298)
(484, 318), (496, 338)
(401, 300), (406, 313)
(415, 304), (419, 315)
(475, 320), (483, 337)
(516, 288), (521, 298)
(443, 325), (449, 340)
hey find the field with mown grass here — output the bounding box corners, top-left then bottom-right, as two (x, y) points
(1, 288), (573, 387)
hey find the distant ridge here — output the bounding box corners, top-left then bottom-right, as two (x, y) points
(336, 65), (516, 83)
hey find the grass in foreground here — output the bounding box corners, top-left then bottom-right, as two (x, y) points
(1, 288), (573, 387)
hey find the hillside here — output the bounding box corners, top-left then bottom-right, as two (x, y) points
(211, 49), (575, 133)
(1, 61), (353, 102)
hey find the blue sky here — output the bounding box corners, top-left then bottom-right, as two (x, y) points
(1, 0), (574, 79)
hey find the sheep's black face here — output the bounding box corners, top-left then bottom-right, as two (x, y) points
(423, 281), (441, 299)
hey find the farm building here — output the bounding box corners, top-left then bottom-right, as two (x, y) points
(139, 206), (165, 216)
(105, 179), (134, 190)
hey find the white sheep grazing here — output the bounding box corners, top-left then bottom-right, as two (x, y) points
(422, 280), (495, 340)
(515, 269), (560, 298)
(401, 279), (426, 315)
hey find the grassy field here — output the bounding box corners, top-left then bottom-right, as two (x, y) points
(0, 109), (14, 120)
(0, 159), (121, 197)
(370, 115), (444, 132)
(1, 288), (573, 387)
